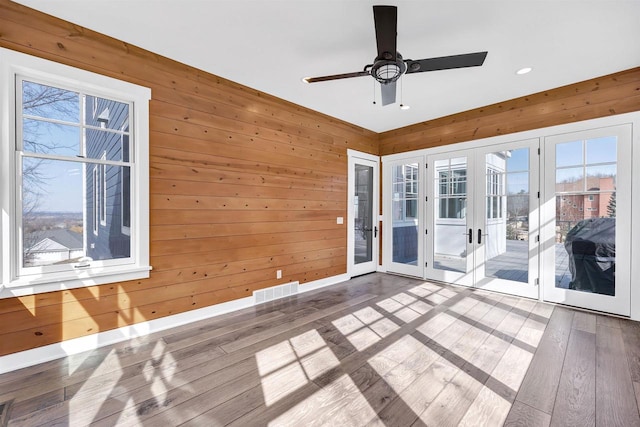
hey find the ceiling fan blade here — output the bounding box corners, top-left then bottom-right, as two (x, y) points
(405, 51), (488, 74)
(303, 70), (370, 83)
(380, 81), (397, 106)
(373, 5), (397, 61)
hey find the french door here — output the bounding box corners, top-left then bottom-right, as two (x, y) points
(425, 139), (540, 298)
(348, 152), (379, 277)
(383, 158), (424, 277)
(541, 124), (631, 316)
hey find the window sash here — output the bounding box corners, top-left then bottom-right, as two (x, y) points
(13, 73), (138, 278)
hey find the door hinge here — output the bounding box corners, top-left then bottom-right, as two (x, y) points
(425, 196), (428, 202)
(536, 235), (540, 242)
(425, 229), (428, 235)
(425, 163), (428, 169)
(535, 278), (539, 285)
(537, 191), (540, 199)
(425, 262), (428, 267)
(537, 148), (541, 155)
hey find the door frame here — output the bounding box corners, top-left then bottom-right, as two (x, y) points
(425, 150), (475, 287)
(347, 150), (380, 277)
(381, 156), (425, 277)
(541, 124), (632, 316)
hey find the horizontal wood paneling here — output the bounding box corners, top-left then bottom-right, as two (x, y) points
(1, 0), (638, 359)
(0, 0), (376, 356)
(380, 67), (640, 155)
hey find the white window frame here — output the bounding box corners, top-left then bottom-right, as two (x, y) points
(486, 166), (504, 221)
(100, 151), (107, 227)
(93, 166), (99, 236)
(392, 163), (419, 224)
(0, 47), (151, 298)
(120, 122), (131, 237)
(436, 165), (467, 222)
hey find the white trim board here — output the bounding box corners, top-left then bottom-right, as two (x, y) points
(0, 273), (349, 374)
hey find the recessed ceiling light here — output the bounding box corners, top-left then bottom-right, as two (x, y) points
(516, 67), (533, 75)
(400, 104), (410, 110)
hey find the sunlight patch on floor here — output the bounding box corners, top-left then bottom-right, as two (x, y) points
(268, 374), (379, 427)
(333, 304), (401, 351)
(255, 341), (298, 377)
(260, 362), (309, 406)
(256, 329), (340, 406)
(458, 385), (512, 427)
(376, 290), (435, 323)
(416, 312), (458, 338)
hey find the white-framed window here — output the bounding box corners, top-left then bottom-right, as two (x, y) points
(486, 167), (504, 219)
(437, 167), (467, 219)
(0, 47), (151, 297)
(392, 164), (419, 221)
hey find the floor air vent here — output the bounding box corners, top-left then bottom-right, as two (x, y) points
(254, 281), (299, 305)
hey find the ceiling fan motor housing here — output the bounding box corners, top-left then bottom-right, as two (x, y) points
(371, 52), (407, 84)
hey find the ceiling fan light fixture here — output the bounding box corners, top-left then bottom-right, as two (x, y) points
(371, 53), (407, 84)
(516, 67), (533, 75)
(399, 104), (410, 110)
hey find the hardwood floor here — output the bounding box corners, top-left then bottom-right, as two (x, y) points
(1, 273), (639, 426)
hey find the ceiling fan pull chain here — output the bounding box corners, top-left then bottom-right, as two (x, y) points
(372, 79), (377, 105)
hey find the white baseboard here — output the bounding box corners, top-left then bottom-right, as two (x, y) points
(0, 273), (349, 375)
(298, 273), (350, 294)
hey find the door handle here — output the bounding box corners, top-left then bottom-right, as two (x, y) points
(363, 226), (378, 238)
(468, 228), (473, 244)
(478, 229), (482, 244)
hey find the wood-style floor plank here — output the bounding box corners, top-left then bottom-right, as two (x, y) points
(621, 319), (640, 382)
(595, 324), (640, 427)
(504, 400), (552, 427)
(550, 329), (595, 427)
(572, 311), (597, 334)
(515, 306), (573, 414)
(2, 273), (640, 427)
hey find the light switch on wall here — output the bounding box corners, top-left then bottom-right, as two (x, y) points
(336, 217), (344, 224)
(276, 269), (282, 279)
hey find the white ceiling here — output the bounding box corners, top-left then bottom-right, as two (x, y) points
(16, 0), (640, 133)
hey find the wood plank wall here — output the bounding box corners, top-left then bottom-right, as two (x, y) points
(0, 0), (378, 356)
(0, 0), (638, 359)
(379, 67), (640, 155)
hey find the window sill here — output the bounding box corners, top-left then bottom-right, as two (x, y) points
(0, 266), (152, 299)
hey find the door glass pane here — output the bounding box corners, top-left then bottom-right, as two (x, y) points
(354, 164), (373, 265)
(392, 163), (418, 265)
(433, 157), (467, 272)
(555, 138), (616, 295)
(485, 149), (529, 283)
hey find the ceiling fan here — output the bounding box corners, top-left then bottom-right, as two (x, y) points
(303, 5), (488, 106)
